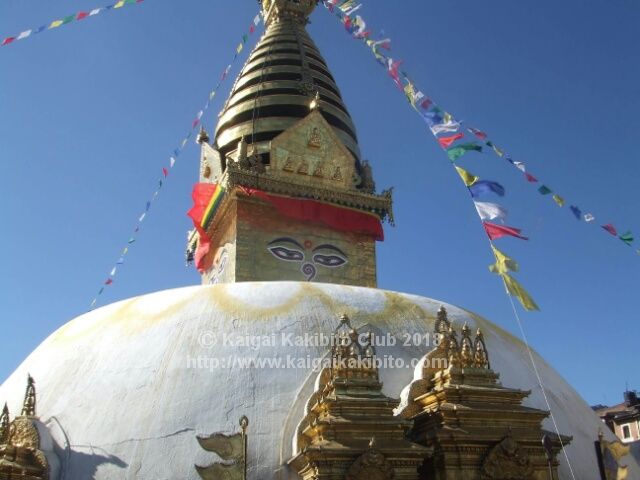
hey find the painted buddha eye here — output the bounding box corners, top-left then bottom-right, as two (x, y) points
(313, 254), (347, 268)
(268, 246), (304, 262)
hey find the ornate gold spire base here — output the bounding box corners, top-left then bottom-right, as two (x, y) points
(396, 307), (572, 480)
(288, 314), (431, 479)
(0, 375), (49, 480)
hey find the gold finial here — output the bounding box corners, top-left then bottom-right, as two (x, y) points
(473, 328), (490, 369)
(435, 306), (451, 334)
(21, 374), (36, 417)
(261, 0), (318, 27)
(0, 403), (9, 443)
(196, 126), (210, 145)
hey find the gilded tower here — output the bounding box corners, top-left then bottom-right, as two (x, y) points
(188, 0), (392, 287)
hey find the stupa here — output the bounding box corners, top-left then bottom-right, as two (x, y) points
(1, 1), (637, 478)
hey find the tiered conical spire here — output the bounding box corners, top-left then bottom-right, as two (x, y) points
(214, 0), (362, 167)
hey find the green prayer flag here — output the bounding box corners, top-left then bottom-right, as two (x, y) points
(62, 15), (76, 25)
(242, 34), (248, 43)
(538, 185), (552, 195)
(620, 231), (634, 246)
(446, 143), (482, 162)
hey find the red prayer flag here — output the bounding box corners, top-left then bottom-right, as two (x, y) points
(76, 11), (89, 20)
(1, 37), (16, 46)
(483, 221), (528, 240)
(602, 223), (617, 236)
(162, 167), (168, 177)
(249, 24), (255, 33)
(468, 127), (487, 140)
(525, 173), (538, 183)
(105, 278), (113, 285)
(438, 133), (464, 149)
(192, 119), (200, 129)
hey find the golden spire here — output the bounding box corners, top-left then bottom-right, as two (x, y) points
(261, 0), (318, 27)
(21, 374), (36, 417)
(0, 403), (9, 443)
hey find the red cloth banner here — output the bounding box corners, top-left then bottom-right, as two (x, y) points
(187, 183), (218, 272)
(241, 187), (384, 241)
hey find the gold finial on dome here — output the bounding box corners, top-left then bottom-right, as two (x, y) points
(0, 403), (9, 443)
(261, 0), (318, 26)
(21, 374), (36, 417)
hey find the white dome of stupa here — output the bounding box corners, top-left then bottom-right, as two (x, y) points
(0, 282), (635, 479)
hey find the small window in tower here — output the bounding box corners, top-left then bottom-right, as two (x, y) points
(622, 424), (631, 439)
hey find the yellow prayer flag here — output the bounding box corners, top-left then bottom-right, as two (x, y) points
(49, 20), (64, 29)
(454, 166), (478, 187)
(114, 1), (125, 8)
(236, 43), (243, 54)
(500, 273), (539, 311)
(552, 194), (565, 207)
(489, 245), (518, 275)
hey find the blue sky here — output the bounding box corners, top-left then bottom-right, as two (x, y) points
(1, 0), (638, 407)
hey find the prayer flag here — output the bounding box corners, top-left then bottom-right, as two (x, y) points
(501, 273), (539, 311)
(447, 142), (482, 162)
(430, 118), (461, 135)
(89, 9), (101, 16)
(17, 30), (32, 40)
(110, 267), (117, 276)
(250, 24), (255, 34)
(117, 257), (124, 265)
(242, 34), (248, 44)
(469, 180), (505, 198)
(525, 173), (538, 183)
(254, 14), (261, 25)
(62, 15), (76, 24)
(538, 185), (552, 195)
(474, 201), (508, 222)
(49, 20), (64, 29)
(77, 12), (89, 20)
(438, 133), (464, 149)
(455, 166), (478, 186)
(170, 157), (176, 168)
(484, 222), (528, 240)
(489, 244), (519, 274)
(467, 127), (487, 140)
(570, 206), (581, 220)
(492, 144), (504, 157)
(584, 213), (595, 222)
(236, 43), (243, 54)
(552, 194), (565, 207)
(422, 110), (444, 127)
(128, 238), (135, 244)
(162, 167), (168, 177)
(513, 161), (526, 172)
(114, 1), (125, 8)
(105, 278), (113, 285)
(602, 223), (617, 236)
(620, 231), (634, 246)
(145, 201), (151, 211)
(139, 213), (146, 222)
(1, 37), (15, 46)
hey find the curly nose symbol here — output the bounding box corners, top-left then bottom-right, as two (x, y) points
(301, 263), (317, 281)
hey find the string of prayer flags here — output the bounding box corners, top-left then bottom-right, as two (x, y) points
(323, 1), (541, 310)
(468, 180), (505, 198)
(89, 11), (263, 310)
(1, 0), (144, 49)
(483, 222), (529, 241)
(447, 142), (483, 162)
